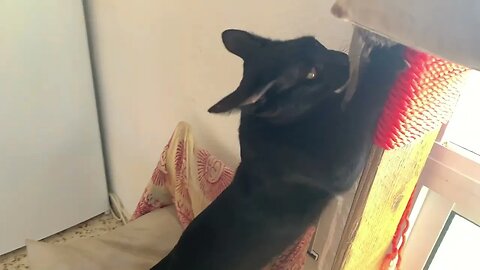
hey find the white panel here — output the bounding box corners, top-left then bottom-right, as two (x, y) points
(332, 0), (480, 70)
(0, 0), (109, 254)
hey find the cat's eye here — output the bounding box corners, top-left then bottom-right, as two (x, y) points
(306, 67), (317, 80)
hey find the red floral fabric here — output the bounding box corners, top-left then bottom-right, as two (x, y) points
(132, 122), (314, 269)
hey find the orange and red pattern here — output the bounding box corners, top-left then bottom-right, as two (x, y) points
(132, 122), (314, 269)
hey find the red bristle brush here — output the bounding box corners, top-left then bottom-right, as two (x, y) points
(374, 48), (468, 150)
(372, 47), (468, 270)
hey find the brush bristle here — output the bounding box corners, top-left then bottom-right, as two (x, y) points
(374, 48), (468, 150)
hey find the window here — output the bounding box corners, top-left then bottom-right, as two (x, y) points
(426, 213), (480, 270)
(402, 70), (480, 269)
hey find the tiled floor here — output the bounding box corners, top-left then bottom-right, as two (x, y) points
(0, 213), (123, 270)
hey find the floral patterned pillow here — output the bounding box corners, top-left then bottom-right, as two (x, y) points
(132, 122), (315, 270)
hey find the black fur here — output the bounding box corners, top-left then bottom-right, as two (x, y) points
(151, 30), (405, 270)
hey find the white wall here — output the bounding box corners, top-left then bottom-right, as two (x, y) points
(86, 0), (352, 214)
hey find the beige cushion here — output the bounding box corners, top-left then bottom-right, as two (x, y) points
(26, 206), (181, 270)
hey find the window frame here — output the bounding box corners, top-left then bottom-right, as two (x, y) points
(402, 141), (480, 269)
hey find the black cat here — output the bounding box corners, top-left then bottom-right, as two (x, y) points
(151, 29), (405, 270)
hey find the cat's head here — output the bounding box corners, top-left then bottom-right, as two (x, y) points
(208, 29), (349, 123)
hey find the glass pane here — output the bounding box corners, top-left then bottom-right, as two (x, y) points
(443, 70), (480, 156)
(426, 213), (480, 270)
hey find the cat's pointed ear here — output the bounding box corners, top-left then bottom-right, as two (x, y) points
(222, 29), (271, 59)
(208, 80), (275, 113)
